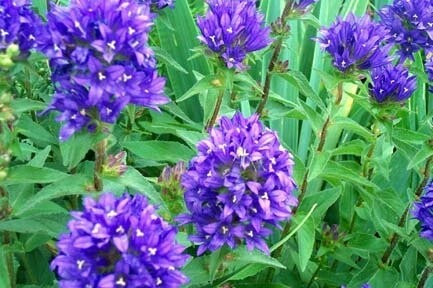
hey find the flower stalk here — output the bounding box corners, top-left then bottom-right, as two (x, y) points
(93, 139), (107, 192)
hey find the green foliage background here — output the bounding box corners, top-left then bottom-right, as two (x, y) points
(1, 0), (433, 287)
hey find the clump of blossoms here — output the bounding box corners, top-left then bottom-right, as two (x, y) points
(369, 64), (416, 103)
(51, 193), (189, 287)
(379, 0), (433, 62)
(179, 112), (298, 255)
(412, 180), (433, 241)
(197, 0), (272, 70)
(42, 0), (168, 140)
(316, 13), (391, 73)
(0, 0), (44, 57)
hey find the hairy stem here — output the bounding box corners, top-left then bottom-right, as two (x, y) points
(256, 1), (295, 116)
(93, 139), (107, 192)
(417, 266), (433, 288)
(381, 157), (433, 264)
(206, 89), (224, 131)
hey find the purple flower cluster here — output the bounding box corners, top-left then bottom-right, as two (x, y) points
(139, 0), (175, 10)
(379, 0), (433, 62)
(179, 112), (297, 255)
(197, 0), (272, 70)
(412, 180), (433, 241)
(369, 64), (416, 103)
(316, 14), (391, 73)
(425, 57), (433, 83)
(51, 193), (189, 288)
(0, 0), (44, 56)
(42, 0), (169, 140)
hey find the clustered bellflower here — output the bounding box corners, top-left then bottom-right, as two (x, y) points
(51, 193), (189, 288)
(179, 112), (298, 255)
(369, 64), (416, 103)
(197, 0), (272, 70)
(0, 0), (44, 56)
(412, 180), (433, 241)
(316, 14), (391, 73)
(379, 0), (433, 62)
(42, 0), (168, 140)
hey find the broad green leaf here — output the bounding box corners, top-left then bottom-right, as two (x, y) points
(407, 145), (433, 170)
(276, 71), (326, 111)
(10, 99), (46, 114)
(332, 116), (374, 142)
(297, 216), (315, 272)
(0, 213), (69, 236)
(0, 246), (11, 288)
(15, 115), (57, 144)
(321, 161), (377, 188)
(153, 46), (188, 74)
(3, 166), (68, 185)
(299, 187), (342, 220)
(332, 139), (365, 156)
(392, 127), (431, 145)
(308, 151), (332, 181)
(13, 174), (89, 216)
(60, 132), (103, 170)
(177, 74), (222, 103)
(28, 145), (51, 168)
(123, 140), (194, 163)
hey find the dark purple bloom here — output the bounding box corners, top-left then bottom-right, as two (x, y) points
(0, 0), (44, 56)
(425, 57), (433, 84)
(413, 180), (433, 241)
(179, 112), (297, 255)
(51, 193), (189, 288)
(369, 63), (416, 103)
(42, 0), (169, 140)
(316, 13), (391, 73)
(197, 0), (272, 70)
(379, 0), (433, 61)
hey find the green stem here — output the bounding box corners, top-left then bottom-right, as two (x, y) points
(205, 89), (224, 131)
(93, 139), (107, 192)
(3, 232), (15, 288)
(256, 1), (295, 116)
(417, 266), (433, 288)
(381, 156), (433, 264)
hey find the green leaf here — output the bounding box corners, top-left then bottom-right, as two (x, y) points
(299, 187), (342, 220)
(3, 166), (68, 185)
(153, 46), (188, 74)
(13, 174), (89, 216)
(230, 247), (286, 269)
(275, 71), (326, 111)
(332, 116), (374, 142)
(392, 127), (431, 145)
(28, 145), (51, 168)
(308, 151), (332, 181)
(123, 140), (194, 163)
(320, 161), (377, 188)
(0, 246), (11, 288)
(10, 99), (46, 114)
(0, 213), (69, 236)
(60, 132), (103, 169)
(112, 168), (165, 208)
(331, 139), (365, 156)
(297, 216), (315, 272)
(177, 74), (222, 102)
(15, 115), (57, 144)
(298, 100), (324, 134)
(407, 145), (433, 170)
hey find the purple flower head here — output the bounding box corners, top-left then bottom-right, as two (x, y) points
(0, 0), (44, 56)
(425, 56), (433, 83)
(369, 63), (416, 103)
(51, 192), (189, 288)
(413, 180), (433, 241)
(379, 0), (433, 61)
(197, 0), (272, 70)
(139, 0), (175, 9)
(42, 0), (169, 140)
(179, 112), (297, 255)
(316, 13), (391, 73)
